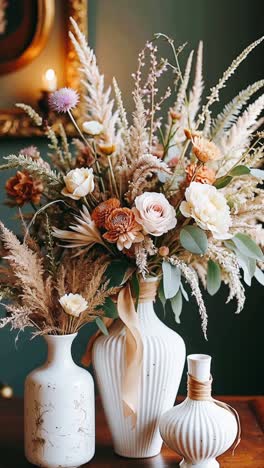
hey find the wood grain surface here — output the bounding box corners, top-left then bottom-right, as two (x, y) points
(0, 396), (263, 467)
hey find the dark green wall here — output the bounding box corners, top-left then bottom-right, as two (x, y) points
(0, 0), (263, 396)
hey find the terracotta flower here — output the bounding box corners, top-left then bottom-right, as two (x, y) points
(6, 171), (43, 206)
(192, 136), (221, 163)
(103, 207), (144, 251)
(185, 163), (216, 186)
(92, 198), (121, 228)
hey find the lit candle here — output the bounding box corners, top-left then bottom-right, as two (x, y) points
(42, 69), (57, 92)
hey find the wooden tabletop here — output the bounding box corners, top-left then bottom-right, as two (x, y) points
(0, 396), (263, 467)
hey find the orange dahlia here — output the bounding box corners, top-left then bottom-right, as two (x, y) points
(6, 171), (43, 206)
(103, 207), (144, 251)
(185, 163), (216, 186)
(92, 198), (121, 228)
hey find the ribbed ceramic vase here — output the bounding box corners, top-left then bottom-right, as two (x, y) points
(160, 354), (238, 468)
(92, 277), (186, 458)
(24, 334), (95, 468)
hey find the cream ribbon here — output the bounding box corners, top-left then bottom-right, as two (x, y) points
(117, 284), (144, 428)
(82, 280), (158, 426)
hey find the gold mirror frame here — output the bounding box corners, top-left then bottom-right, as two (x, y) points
(0, 0), (88, 138)
(0, 0), (55, 76)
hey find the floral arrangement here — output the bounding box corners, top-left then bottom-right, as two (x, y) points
(0, 19), (263, 339)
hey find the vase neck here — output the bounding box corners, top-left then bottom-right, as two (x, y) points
(44, 334), (77, 368)
(187, 354), (212, 382)
(138, 277), (158, 304)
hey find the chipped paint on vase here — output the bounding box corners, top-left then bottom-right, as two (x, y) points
(24, 334), (95, 468)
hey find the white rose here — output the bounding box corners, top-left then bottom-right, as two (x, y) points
(61, 168), (94, 200)
(133, 192), (177, 236)
(180, 181), (232, 240)
(59, 293), (88, 318)
(82, 120), (104, 136)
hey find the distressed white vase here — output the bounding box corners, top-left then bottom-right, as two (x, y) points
(160, 354), (238, 468)
(92, 277), (186, 458)
(24, 333), (95, 468)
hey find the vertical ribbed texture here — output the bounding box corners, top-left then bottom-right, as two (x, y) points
(160, 399), (238, 467)
(93, 300), (186, 458)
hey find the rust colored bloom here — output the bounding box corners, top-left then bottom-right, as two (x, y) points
(6, 171), (43, 206)
(184, 128), (202, 140)
(193, 136), (221, 163)
(185, 163), (216, 186)
(103, 207), (144, 251)
(92, 198), (121, 228)
(158, 246), (169, 257)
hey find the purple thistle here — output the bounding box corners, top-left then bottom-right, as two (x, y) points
(48, 88), (79, 113)
(20, 145), (40, 160)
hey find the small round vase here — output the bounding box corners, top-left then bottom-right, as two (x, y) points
(24, 333), (95, 468)
(92, 277), (186, 458)
(160, 354), (238, 468)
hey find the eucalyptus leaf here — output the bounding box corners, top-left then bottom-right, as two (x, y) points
(232, 233), (264, 261)
(180, 225), (208, 255)
(162, 260), (181, 299)
(180, 282), (189, 301)
(158, 280), (167, 310)
(255, 267), (264, 286)
(250, 168), (264, 179)
(207, 259), (221, 296)
(236, 251), (256, 286)
(95, 317), (109, 336)
(170, 290), (183, 324)
(214, 175), (232, 189)
(102, 297), (119, 319)
(229, 165), (250, 176)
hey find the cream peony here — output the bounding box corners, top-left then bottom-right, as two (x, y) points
(133, 192), (177, 236)
(61, 168), (94, 200)
(82, 120), (104, 136)
(180, 182), (232, 239)
(59, 293), (88, 318)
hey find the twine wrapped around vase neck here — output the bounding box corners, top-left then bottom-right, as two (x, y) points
(187, 373), (241, 454)
(138, 279), (159, 303)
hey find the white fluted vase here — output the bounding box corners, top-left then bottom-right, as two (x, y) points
(160, 354), (238, 468)
(24, 334), (95, 468)
(92, 277), (186, 458)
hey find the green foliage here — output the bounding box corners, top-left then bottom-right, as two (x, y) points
(162, 260), (181, 299)
(102, 297), (118, 319)
(106, 259), (132, 287)
(229, 165), (250, 176)
(158, 280), (166, 309)
(95, 317), (109, 336)
(232, 233), (264, 261)
(180, 225), (208, 255)
(207, 259), (221, 295)
(170, 290), (183, 324)
(131, 272), (140, 310)
(214, 175), (232, 189)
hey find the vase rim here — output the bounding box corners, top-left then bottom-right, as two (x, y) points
(44, 332), (78, 340)
(188, 353), (211, 362)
